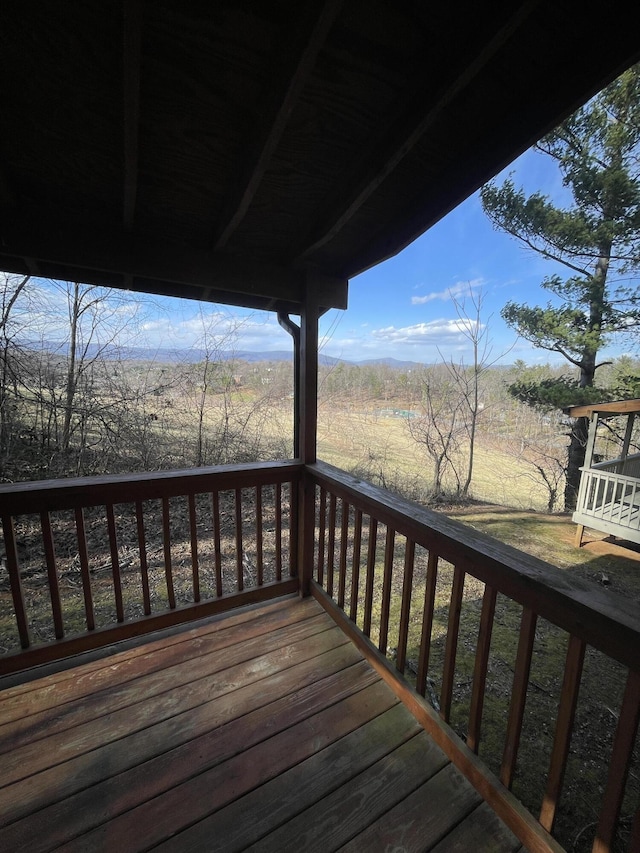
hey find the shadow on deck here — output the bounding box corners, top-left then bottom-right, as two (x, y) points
(0, 595), (524, 853)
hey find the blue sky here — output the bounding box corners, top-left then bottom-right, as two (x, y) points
(30, 143), (637, 367)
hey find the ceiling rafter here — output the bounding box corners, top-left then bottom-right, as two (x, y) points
(293, 0), (539, 264)
(213, 0), (343, 250)
(123, 0), (142, 231)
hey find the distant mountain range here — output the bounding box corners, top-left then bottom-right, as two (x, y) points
(36, 342), (429, 370)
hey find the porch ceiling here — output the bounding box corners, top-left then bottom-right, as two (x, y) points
(1, 1), (639, 314)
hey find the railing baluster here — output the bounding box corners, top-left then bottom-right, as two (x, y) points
(440, 564), (465, 723)
(2, 514), (30, 649)
(135, 500), (151, 615)
(349, 508), (363, 622)
(337, 498), (350, 608)
(74, 508), (95, 631)
(467, 584), (498, 754)
(501, 607), (537, 788)
(162, 497), (176, 609)
(378, 526), (396, 654)
(288, 481), (298, 578)
(235, 488), (244, 592)
(326, 493), (337, 598)
(316, 486), (326, 585)
(395, 537), (415, 674)
(363, 516), (377, 637)
(539, 634), (586, 832)
(255, 486), (264, 586)
(416, 550), (438, 697)
(188, 494), (200, 603)
(212, 490), (223, 597)
(275, 483), (282, 582)
(592, 669), (640, 852)
(106, 504), (124, 622)
(40, 511), (64, 639)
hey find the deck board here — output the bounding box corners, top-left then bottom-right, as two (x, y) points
(0, 596), (530, 852)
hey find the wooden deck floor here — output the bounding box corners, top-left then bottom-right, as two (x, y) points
(0, 596), (526, 852)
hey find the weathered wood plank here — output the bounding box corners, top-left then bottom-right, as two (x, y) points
(0, 610), (335, 749)
(429, 801), (521, 852)
(0, 644), (366, 829)
(0, 622), (348, 784)
(250, 731), (447, 852)
(150, 704), (421, 853)
(57, 689), (408, 853)
(340, 763), (481, 852)
(1, 659), (380, 850)
(0, 596), (320, 721)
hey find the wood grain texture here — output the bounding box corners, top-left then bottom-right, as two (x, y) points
(0, 596), (540, 853)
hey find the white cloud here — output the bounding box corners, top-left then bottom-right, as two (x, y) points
(371, 318), (483, 347)
(411, 278), (484, 305)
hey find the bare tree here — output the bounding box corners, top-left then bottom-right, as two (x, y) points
(407, 364), (466, 497)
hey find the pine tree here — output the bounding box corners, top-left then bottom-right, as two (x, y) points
(481, 63), (640, 508)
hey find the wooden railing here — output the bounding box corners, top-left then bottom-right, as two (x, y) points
(308, 461), (640, 853)
(2, 457), (639, 848)
(574, 465), (640, 541)
(0, 461), (301, 673)
(592, 452), (640, 479)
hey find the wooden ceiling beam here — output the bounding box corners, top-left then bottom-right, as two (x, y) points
(293, 0), (538, 263)
(0, 215), (348, 311)
(213, 0), (343, 250)
(123, 0), (142, 231)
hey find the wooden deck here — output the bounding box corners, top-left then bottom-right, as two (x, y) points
(0, 595), (527, 852)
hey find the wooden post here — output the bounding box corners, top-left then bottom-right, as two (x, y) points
(583, 410), (599, 470)
(575, 411), (599, 547)
(297, 282), (319, 596)
(620, 412), (635, 473)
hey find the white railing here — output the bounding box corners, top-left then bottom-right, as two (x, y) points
(592, 451), (640, 479)
(575, 465), (640, 532)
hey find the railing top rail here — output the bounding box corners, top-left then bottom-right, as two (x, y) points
(0, 460), (303, 515)
(308, 460), (640, 671)
(590, 453), (640, 472)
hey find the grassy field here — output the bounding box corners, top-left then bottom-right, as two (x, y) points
(317, 404), (553, 510)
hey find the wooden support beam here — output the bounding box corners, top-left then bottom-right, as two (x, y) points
(0, 217), (348, 312)
(214, 0), (342, 249)
(294, 1), (538, 262)
(123, 0), (142, 230)
(297, 284), (320, 596)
